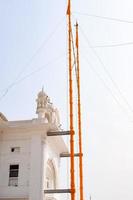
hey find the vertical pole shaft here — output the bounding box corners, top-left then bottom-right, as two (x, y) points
(66, 1), (75, 200)
(76, 22), (84, 200)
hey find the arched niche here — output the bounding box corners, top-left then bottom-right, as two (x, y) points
(45, 159), (56, 189)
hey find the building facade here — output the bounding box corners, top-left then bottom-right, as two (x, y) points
(0, 89), (67, 200)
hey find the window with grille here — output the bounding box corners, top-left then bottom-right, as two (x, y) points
(8, 164), (19, 187)
(11, 147), (20, 153)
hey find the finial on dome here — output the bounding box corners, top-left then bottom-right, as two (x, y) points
(42, 86), (44, 93)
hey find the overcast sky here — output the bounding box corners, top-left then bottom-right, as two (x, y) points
(1, 0), (133, 200)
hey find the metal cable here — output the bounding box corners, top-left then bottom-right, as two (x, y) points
(73, 12), (133, 24)
(0, 53), (65, 101)
(0, 17), (65, 99)
(79, 25), (133, 115)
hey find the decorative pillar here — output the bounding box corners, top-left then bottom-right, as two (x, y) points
(41, 137), (48, 200)
(29, 133), (43, 200)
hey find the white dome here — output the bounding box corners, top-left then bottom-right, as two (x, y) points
(37, 87), (47, 98)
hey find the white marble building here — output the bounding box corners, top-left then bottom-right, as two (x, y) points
(0, 89), (68, 200)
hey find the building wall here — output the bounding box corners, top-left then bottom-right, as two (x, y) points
(0, 131), (30, 199)
(0, 198), (28, 200)
(0, 121), (66, 200)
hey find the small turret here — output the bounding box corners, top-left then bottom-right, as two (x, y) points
(36, 87), (48, 119)
(36, 88), (60, 126)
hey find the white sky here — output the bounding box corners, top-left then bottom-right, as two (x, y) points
(1, 0), (133, 200)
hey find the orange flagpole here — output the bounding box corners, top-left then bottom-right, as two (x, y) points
(66, 0), (75, 200)
(75, 22), (84, 200)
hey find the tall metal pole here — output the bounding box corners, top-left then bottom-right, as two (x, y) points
(66, 1), (75, 200)
(76, 22), (84, 200)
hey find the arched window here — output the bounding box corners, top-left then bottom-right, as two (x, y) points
(45, 160), (56, 189)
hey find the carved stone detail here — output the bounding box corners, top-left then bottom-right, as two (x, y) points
(36, 88), (60, 126)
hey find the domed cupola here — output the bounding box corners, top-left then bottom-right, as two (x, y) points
(36, 87), (49, 119)
(36, 88), (60, 126)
